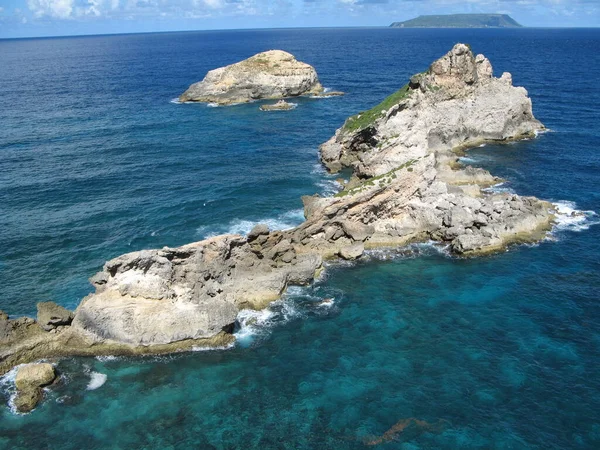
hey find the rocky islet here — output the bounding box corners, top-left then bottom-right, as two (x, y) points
(179, 50), (325, 105)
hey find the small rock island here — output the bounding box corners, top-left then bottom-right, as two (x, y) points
(179, 50), (325, 105)
(1, 44), (558, 412)
(259, 100), (295, 111)
(390, 14), (522, 28)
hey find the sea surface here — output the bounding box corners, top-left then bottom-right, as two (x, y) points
(1, 28), (599, 449)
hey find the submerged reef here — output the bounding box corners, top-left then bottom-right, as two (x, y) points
(1, 44), (559, 410)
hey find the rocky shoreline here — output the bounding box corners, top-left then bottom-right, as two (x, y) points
(1, 44), (559, 411)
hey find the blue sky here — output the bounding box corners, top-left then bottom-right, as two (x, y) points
(0, 0), (598, 38)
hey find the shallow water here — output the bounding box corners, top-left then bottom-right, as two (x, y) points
(1, 28), (599, 449)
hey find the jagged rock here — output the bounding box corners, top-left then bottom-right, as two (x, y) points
(36, 302), (73, 331)
(247, 224), (270, 242)
(259, 100), (295, 111)
(179, 50), (324, 105)
(320, 43), (542, 178)
(0, 311), (10, 342)
(339, 243), (365, 260)
(14, 363), (56, 413)
(313, 91), (344, 97)
(341, 221), (375, 242)
(70, 234), (323, 345)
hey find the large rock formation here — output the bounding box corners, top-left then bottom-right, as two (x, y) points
(315, 43), (551, 255)
(1, 45), (558, 405)
(320, 43), (542, 176)
(73, 234), (321, 346)
(179, 50), (324, 105)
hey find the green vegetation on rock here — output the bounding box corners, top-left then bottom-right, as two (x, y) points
(390, 14), (522, 28)
(343, 84), (412, 132)
(335, 159), (417, 198)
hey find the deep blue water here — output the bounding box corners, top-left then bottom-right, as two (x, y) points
(1, 28), (600, 449)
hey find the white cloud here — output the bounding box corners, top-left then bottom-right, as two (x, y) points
(203, 0), (224, 8)
(27, 0), (75, 18)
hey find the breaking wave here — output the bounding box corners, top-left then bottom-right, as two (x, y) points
(86, 372), (107, 391)
(552, 201), (599, 232)
(197, 209), (305, 239)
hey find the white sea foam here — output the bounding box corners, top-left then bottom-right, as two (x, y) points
(95, 355), (119, 362)
(458, 156), (478, 164)
(363, 241), (451, 261)
(86, 372), (107, 391)
(169, 98), (182, 104)
(197, 209), (305, 238)
(552, 201), (599, 232)
(207, 102), (220, 108)
(192, 342), (235, 352)
(316, 179), (342, 196)
(0, 365), (20, 414)
(316, 298), (335, 309)
(482, 182), (516, 195)
(234, 308), (277, 347)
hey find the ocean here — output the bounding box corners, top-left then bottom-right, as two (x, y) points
(0, 27), (599, 449)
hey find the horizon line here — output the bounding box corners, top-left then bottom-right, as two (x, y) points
(1, 24), (599, 41)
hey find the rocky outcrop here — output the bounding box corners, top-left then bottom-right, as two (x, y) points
(14, 363), (56, 413)
(37, 302), (74, 331)
(314, 43), (552, 255)
(320, 43), (542, 177)
(1, 44), (558, 402)
(73, 234), (321, 345)
(179, 50), (324, 105)
(259, 100), (295, 111)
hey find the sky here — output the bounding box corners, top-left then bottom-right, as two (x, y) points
(0, 0), (598, 38)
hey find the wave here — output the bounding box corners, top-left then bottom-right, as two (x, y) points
(169, 98), (182, 104)
(197, 209), (305, 239)
(233, 284), (343, 347)
(552, 201), (599, 232)
(316, 179), (343, 196)
(191, 343), (235, 352)
(86, 372), (107, 391)
(0, 365), (20, 414)
(482, 182), (516, 195)
(95, 355), (119, 362)
(234, 307), (279, 348)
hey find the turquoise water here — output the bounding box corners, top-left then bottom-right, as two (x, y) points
(1, 28), (600, 448)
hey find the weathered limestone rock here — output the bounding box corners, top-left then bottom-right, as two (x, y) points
(179, 50), (324, 105)
(0, 311), (10, 342)
(259, 100), (295, 111)
(311, 43), (551, 256)
(14, 363), (56, 413)
(71, 234), (322, 345)
(36, 302), (74, 331)
(319, 43), (543, 178)
(339, 243), (365, 260)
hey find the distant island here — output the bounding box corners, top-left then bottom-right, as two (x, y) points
(390, 14), (522, 28)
